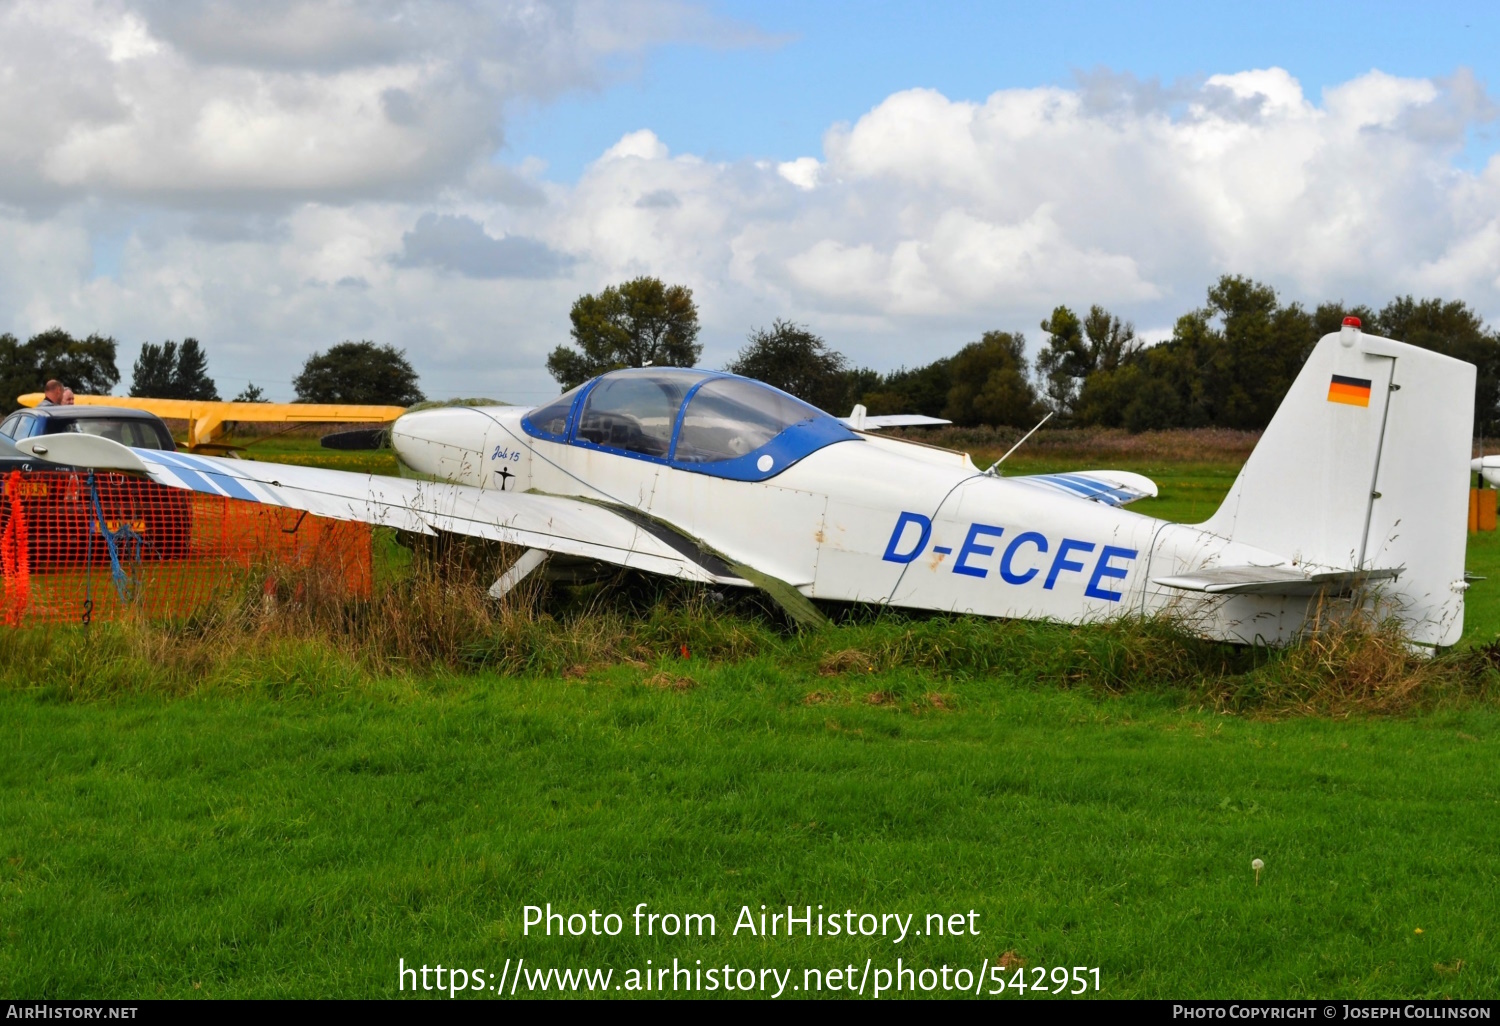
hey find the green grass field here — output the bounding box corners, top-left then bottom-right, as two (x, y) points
(2, 436), (1498, 999)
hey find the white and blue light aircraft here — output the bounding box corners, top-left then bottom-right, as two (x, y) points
(19, 319), (1474, 647)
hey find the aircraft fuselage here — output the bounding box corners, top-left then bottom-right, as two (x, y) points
(392, 404), (1315, 644)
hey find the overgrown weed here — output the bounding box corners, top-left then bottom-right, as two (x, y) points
(0, 543), (774, 699)
(0, 546), (1494, 715)
(1222, 613), (1496, 715)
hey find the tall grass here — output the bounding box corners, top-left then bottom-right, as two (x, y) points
(0, 544), (1493, 714)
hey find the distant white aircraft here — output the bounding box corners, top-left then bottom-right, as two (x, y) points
(19, 318), (1474, 647)
(1472, 456), (1500, 487)
(839, 404), (951, 431)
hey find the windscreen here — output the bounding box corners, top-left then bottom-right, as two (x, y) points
(576, 370), (704, 458)
(674, 378), (821, 463)
(525, 383), (586, 437)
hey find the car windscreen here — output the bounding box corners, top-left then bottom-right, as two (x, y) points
(54, 418), (171, 450)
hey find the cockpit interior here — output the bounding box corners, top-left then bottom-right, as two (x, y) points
(521, 368), (857, 481)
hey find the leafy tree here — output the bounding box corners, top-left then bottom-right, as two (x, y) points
(1312, 301), (1377, 340)
(131, 341), (178, 397)
(1036, 304), (1139, 419)
(1076, 312), (1199, 431)
(727, 320), (852, 411)
(1082, 305), (1140, 374)
(0, 334), (22, 411)
(1035, 305), (1087, 415)
(0, 329), (119, 412)
(860, 358), (955, 418)
(1120, 370), (1185, 433)
(833, 366), (882, 415)
(294, 341), (425, 405)
(1375, 296), (1500, 436)
(1199, 276), (1317, 430)
(1074, 277), (1323, 432)
(233, 383), (270, 403)
(943, 331), (1042, 428)
(130, 337), (220, 400)
(24, 329), (120, 396)
(547, 277), (701, 388)
(174, 338), (219, 400)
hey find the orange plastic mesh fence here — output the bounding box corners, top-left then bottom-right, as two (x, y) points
(1, 470), (372, 626)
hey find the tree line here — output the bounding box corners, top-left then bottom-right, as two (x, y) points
(7, 271), (1495, 432)
(0, 334), (425, 413)
(547, 274), (1500, 436)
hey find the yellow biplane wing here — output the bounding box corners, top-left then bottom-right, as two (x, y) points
(17, 394), (406, 450)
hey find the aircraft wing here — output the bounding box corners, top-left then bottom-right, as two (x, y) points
(13, 435), (743, 587)
(17, 393), (407, 449)
(1007, 469), (1159, 507)
(17, 393), (406, 424)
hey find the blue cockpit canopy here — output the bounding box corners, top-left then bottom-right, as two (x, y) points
(520, 368), (857, 481)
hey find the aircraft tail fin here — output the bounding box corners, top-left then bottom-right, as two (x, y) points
(1201, 319), (1474, 647)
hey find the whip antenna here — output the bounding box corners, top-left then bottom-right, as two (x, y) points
(984, 411), (1053, 476)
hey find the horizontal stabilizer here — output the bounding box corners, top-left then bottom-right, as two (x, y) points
(841, 404), (952, 431)
(1010, 469), (1158, 507)
(1472, 456), (1500, 487)
(1152, 565), (1401, 596)
(848, 414), (953, 430)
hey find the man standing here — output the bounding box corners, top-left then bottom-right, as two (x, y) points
(39, 380), (64, 406)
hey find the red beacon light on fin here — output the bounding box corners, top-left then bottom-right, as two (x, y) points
(1339, 315), (1362, 346)
(1342, 316), (1362, 328)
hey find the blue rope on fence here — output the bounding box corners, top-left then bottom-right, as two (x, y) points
(87, 472), (144, 603)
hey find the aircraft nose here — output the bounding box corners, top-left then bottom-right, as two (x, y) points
(391, 407), (449, 442)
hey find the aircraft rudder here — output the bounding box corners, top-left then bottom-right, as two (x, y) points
(1202, 322), (1474, 645)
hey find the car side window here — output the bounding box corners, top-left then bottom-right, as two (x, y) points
(62, 420), (121, 442)
(59, 419), (167, 449)
(0, 414), (19, 439)
(575, 372), (700, 458)
(125, 420), (169, 449)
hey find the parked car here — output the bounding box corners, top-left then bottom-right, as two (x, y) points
(0, 404), (178, 450)
(0, 406), (190, 563)
(0, 432), (60, 474)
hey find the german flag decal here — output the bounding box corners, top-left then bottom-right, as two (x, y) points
(1327, 374), (1373, 407)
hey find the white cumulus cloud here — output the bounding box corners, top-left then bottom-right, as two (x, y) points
(776, 157), (821, 190)
(1, 4), (1497, 406)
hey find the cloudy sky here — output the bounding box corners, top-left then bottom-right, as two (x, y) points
(2, 0), (1498, 403)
